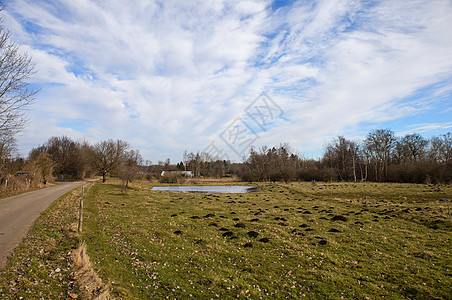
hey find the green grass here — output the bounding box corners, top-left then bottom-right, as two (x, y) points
(82, 180), (452, 299)
(0, 186), (83, 299)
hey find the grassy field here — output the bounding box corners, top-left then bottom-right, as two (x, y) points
(0, 185), (83, 299)
(82, 180), (451, 299)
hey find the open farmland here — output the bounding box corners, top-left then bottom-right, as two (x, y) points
(82, 181), (452, 299)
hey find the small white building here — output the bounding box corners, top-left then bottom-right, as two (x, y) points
(161, 171), (193, 177)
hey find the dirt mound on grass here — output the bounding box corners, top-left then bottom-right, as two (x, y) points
(72, 243), (111, 300)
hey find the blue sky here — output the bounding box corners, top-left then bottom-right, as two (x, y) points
(3, 0), (452, 162)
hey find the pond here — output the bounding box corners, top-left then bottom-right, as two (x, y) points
(150, 186), (260, 193)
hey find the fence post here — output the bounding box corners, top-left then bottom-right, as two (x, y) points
(78, 183), (85, 233)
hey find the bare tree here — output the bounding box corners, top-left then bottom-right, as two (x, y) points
(46, 136), (83, 179)
(394, 133), (428, 163)
(0, 11), (37, 136)
(0, 6), (37, 178)
(323, 136), (359, 182)
(119, 149), (142, 191)
(35, 153), (53, 184)
(91, 139), (129, 182)
(28, 136), (86, 180)
(364, 129), (396, 181)
(240, 144), (300, 182)
(184, 151), (202, 177)
(429, 132), (452, 163)
(0, 129), (15, 178)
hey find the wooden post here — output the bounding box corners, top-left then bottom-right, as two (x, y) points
(78, 184), (84, 233)
(365, 196), (368, 207)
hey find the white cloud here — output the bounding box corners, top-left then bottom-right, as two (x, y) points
(398, 122), (452, 136)
(3, 0), (452, 161)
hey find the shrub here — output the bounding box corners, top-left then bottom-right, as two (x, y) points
(159, 173), (186, 184)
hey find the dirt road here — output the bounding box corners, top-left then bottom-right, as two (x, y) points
(0, 182), (84, 268)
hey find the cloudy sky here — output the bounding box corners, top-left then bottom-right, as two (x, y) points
(3, 0), (452, 162)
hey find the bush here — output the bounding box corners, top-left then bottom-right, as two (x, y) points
(268, 168), (297, 183)
(159, 173), (186, 184)
(386, 162), (436, 184)
(297, 167), (337, 182)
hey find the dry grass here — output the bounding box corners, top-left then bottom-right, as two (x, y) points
(82, 180), (452, 299)
(0, 181), (111, 299)
(72, 243), (111, 299)
(0, 186), (82, 298)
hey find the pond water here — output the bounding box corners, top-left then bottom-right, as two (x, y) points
(150, 186), (260, 193)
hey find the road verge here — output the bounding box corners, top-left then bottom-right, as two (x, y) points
(0, 182), (109, 299)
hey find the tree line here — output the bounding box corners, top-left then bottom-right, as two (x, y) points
(0, 136), (143, 193)
(0, 129), (450, 194)
(178, 130), (451, 184)
(238, 130), (451, 183)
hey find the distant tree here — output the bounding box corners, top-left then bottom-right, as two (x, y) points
(240, 144), (300, 182)
(180, 150), (230, 178)
(28, 145), (47, 161)
(28, 136), (85, 180)
(118, 149), (142, 191)
(323, 136), (359, 182)
(183, 150), (190, 171)
(91, 139), (129, 182)
(394, 133), (428, 163)
(46, 136), (83, 179)
(298, 159), (337, 182)
(185, 151), (202, 177)
(22, 153), (53, 186)
(35, 153), (53, 184)
(0, 130), (15, 179)
(364, 129), (396, 181)
(429, 132), (452, 163)
(79, 139), (97, 178)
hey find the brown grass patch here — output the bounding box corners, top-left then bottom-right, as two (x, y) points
(72, 243), (111, 300)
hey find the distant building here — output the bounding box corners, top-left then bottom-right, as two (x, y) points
(161, 171), (193, 177)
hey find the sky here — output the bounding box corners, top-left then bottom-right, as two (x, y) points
(3, 0), (452, 163)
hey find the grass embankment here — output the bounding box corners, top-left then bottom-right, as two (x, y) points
(82, 180), (451, 299)
(0, 182), (53, 200)
(0, 185), (85, 298)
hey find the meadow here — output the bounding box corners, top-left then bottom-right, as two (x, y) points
(82, 180), (451, 299)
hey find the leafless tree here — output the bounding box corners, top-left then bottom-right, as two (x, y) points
(35, 153), (53, 184)
(364, 129), (396, 181)
(0, 10), (37, 136)
(240, 144), (300, 182)
(394, 133), (428, 163)
(323, 136), (359, 182)
(184, 151), (202, 177)
(0, 129), (15, 177)
(119, 149), (142, 191)
(91, 139), (129, 182)
(429, 132), (452, 163)
(46, 136), (83, 179)
(0, 6), (37, 178)
(28, 136), (86, 180)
